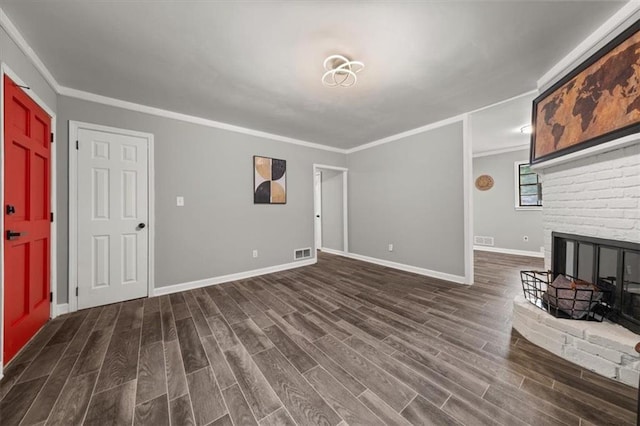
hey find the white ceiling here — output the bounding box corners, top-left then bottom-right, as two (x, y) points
(0, 1), (624, 149)
(471, 91), (537, 155)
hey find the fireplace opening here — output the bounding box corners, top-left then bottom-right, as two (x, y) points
(552, 232), (640, 333)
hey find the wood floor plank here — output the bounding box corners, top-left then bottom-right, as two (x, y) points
(18, 343), (67, 382)
(253, 347), (341, 426)
(193, 288), (221, 317)
(169, 394), (196, 426)
(282, 311), (326, 340)
(160, 296), (178, 342)
(63, 307), (103, 356)
(46, 312), (87, 346)
(175, 317), (210, 374)
(2, 251), (633, 426)
(164, 340), (189, 400)
(0, 376), (47, 425)
(114, 299), (144, 333)
(222, 383), (259, 426)
(96, 327), (142, 392)
(94, 304), (122, 331)
(136, 341), (167, 404)
(21, 354), (78, 425)
(47, 371), (98, 425)
(0, 361), (30, 400)
(358, 390), (412, 426)
(401, 395), (462, 426)
(72, 327), (113, 377)
(184, 291), (212, 337)
(314, 334), (416, 412)
(304, 366), (384, 426)
(208, 315), (241, 352)
(231, 319), (273, 355)
(344, 335), (451, 408)
(210, 414), (233, 426)
(186, 367), (227, 426)
(520, 378), (636, 425)
(258, 407), (296, 426)
(201, 335), (237, 390)
(84, 380), (136, 426)
(141, 311), (162, 347)
(206, 286), (249, 325)
(134, 394), (170, 426)
(263, 325), (317, 373)
(223, 345), (282, 420)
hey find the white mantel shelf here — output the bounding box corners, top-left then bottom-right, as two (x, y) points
(513, 294), (640, 388)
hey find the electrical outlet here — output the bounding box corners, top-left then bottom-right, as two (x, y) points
(523, 236), (529, 242)
(388, 243), (394, 252)
(252, 249), (258, 258)
(176, 196), (184, 207)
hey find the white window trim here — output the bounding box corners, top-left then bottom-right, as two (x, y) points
(514, 161), (542, 211)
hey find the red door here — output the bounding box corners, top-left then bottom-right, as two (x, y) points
(3, 75), (51, 363)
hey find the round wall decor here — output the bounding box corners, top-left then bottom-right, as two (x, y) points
(475, 174), (494, 191)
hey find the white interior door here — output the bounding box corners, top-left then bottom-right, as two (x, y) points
(76, 128), (149, 309)
(314, 171), (322, 250)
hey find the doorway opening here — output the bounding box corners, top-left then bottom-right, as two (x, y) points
(313, 164), (348, 254)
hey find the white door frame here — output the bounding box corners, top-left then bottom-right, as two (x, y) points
(68, 121), (155, 313)
(314, 171), (322, 249)
(0, 63), (57, 377)
(313, 164), (348, 253)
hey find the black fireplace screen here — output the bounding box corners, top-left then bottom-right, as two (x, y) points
(552, 232), (640, 333)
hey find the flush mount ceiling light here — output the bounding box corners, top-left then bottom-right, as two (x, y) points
(322, 55), (364, 88)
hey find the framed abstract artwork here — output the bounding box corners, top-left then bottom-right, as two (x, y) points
(254, 156), (286, 204)
(530, 20), (640, 164)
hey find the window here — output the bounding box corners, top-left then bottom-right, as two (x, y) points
(515, 162), (542, 209)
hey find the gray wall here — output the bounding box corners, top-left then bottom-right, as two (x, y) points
(347, 122), (465, 277)
(56, 96), (346, 303)
(473, 149), (543, 252)
(320, 170), (343, 251)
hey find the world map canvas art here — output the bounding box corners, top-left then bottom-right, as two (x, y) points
(531, 20), (640, 164)
(254, 156), (286, 204)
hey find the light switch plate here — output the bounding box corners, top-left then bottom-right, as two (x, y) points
(176, 196), (184, 207)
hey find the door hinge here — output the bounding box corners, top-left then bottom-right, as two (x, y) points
(50, 292), (53, 302)
(50, 212), (54, 222)
(50, 133), (54, 143)
(76, 140), (79, 150)
(76, 287), (79, 297)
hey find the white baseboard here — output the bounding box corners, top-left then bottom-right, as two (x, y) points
(326, 250), (468, 285)
(474, 245), (544, 258)
(319, 247), (346, 256)
(55, 303), (69, 317)
(153, 258), (317, 297)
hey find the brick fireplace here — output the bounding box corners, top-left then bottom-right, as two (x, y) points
(513, 143), (640, 387)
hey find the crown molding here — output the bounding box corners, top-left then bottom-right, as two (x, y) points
(58, 86), (347, 153)
(468, 89), (538, 115)
(0, 8), (61, 92)
(346, 114), (466, 154)
(473, 144), (529, 158)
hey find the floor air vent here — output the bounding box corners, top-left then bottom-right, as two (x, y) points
(474, 236), (495, 246)
(294, 248), (312, 260)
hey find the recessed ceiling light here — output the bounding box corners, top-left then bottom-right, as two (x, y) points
(520, 124), (532, 134)
(322, 55), (364, 88)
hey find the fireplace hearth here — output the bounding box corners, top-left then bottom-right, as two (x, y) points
(552, 232), (640, 333)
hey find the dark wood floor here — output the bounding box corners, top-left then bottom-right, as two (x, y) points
(0, 251), (637, 425)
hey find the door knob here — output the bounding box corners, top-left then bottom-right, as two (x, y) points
(6, 205), (15, 215)
(6, 230), (23, 240)
(316, 215), (320, 218)
(138, 223), (146, 229)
